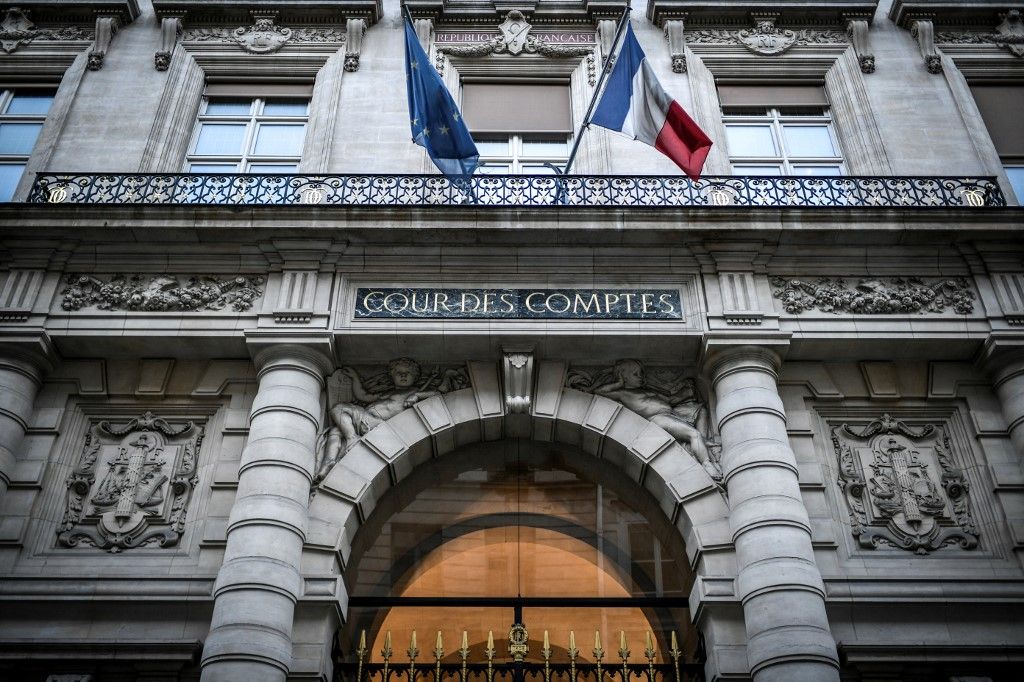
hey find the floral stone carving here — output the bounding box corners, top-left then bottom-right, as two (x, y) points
(61, 274), (265, 312)
(832, 414), (978, 554)
(770, 276), (974, 315)
(0, 7), (91, 53)
(686, 16), (846, 56)
(568, 361), (722, 482)
(314, 359), (470, 484)
(182, 16), (345, 54)
(58, 412), (204, 552)
(936, 10), (1024, 58)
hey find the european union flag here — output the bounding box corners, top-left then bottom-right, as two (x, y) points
(404, 17), (479, 181)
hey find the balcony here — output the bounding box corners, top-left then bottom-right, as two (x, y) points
(28, 173), (1005, 208)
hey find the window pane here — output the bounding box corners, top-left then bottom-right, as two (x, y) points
(521, 163), (559, 175)
(0, 163), (25, 201)
(0, 122), (43, 155)
(782, 125), (836, 157)
(477, 163), (510, 174)
(792, 165), (843, 176)
(262, 99), (309, 116)
(248, 163), (298, 173)
(725, 125), (777, 157)
(1007, 166), (1024, 204)
(252, 124), (305, 156)
(733, 164), (783, 175)
(475, 140), (510, 156)
(189, 163), (238, 173)
(205, 99), (252, 116)
(6, 92), (54, 115)
(521, 139), (568, 156)
(194, 124), (247, 155)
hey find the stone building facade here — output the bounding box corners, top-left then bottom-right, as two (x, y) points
(0, 0), (1023, 681)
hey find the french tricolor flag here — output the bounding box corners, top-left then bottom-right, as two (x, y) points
(591, 23), (713, 180)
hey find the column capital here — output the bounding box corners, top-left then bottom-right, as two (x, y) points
(0, 330), (59, 380)
(978, 333), (1024, 382)
(244, 331), (335, 377)
(700, 333), (790, 381)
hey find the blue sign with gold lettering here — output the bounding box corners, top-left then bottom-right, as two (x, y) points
(354, 288), (683, 320)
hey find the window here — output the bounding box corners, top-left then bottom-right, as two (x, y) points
(186, 84), (312, 173)
(719, 85), (843, 176)
(970, 85), (1024, 202)
(0, 88), (55, 201)
(462, 82), (572, 174)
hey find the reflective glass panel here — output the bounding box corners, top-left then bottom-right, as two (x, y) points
(0, 163), (24, 201)
(724, 124), (777, 157)
(0, 122), (43, 155)
(477, 163), (511, 174)
(193, 124), (247, 155)
(521, 139), (569, 156)
(204, 99), (252, 116)
(248, 163), (298, 173)
(1006, 166), (1024, 204)
(189, 163), (238, 173)
(475, 139), (510, 156)
(782, 125), (836, 157)
(733, 164), (783, 175)
(262, 99), (309, 116)
(521, 164), (559, 175)
(792, 164), (842, 176)
(6, 92), (54, 115)
(252, 123), (305, 156)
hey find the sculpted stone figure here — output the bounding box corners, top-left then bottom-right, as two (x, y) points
(569, 360), (722, 481)
(314, 358), (468, 484)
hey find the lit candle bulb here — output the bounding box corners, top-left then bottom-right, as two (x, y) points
(544, 630), (550, 650)
(620, 631), (626, 651)
(569, 631), (576, 650)
(385, 631), (392, 652)
(462, 631), (468, 651)
(595, 631), (602, 650)
(411, 631), (417, 650)
(436, 631), (443, 651)
(487, 630), (494, 650)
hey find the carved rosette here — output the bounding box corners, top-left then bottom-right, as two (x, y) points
(770, 276), (975, 315)
(832, 414), (978, 554)
(61, 274), (265, 312)
(58, 412), (204, 552)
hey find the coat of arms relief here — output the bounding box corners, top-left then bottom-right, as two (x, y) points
(832, 414), (978, 554)
(58, 412), (203, 552)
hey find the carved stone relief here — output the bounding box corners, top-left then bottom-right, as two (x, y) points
(182, 13), (346, 55)
(437, 11), (594, 61)
(60, 274), (266, 312)
(686, 16), (847, 56)
(0, 7), (92, 54)
(314, 359), (470, 484)
(567, 361), (722, 481)
(832, 414), (978, 553)
(936, 9), (1024, 58)
(770, 276), (975, 315)
(58, 412), (204, 552)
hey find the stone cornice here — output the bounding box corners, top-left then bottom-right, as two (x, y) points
(647, 0), (880, 27)
(0, 1), (140, 24)
(403, 0), (629, 23)
(152, 0), (383, 25)
(889, 0), (1020, 29)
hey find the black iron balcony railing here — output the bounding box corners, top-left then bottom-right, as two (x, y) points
(27, 173), (1005, 208)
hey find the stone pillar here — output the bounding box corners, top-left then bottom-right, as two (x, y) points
(984, 342), (1024, 460)
(707, 346), (839, 682)
(0, 335), (54, 507)
(200, 342), (331, 682)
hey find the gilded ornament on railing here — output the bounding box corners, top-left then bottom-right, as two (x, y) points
(568, 362), (722, 481)
(58, 412), (203, 552)
(769, 276), (975, 315)
(314, 359), (470, 484)
(60, 274), (266, 312)
(832, 414), (978, 554)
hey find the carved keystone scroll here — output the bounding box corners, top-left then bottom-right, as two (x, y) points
(845, 17), (875, 73)
(502, 348), (535, 414)
(910, 17), (942, 73)
(664, 18), (687, 73)
(155, 15), (183, 70)
(88, 14), (121, 70)
(832, 414), (978, 554)
(58, 412), (204, 552)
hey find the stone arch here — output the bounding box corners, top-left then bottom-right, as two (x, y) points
(306, 361), (735, 591)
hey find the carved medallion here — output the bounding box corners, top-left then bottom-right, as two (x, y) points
(58, 412), (204, 552)
(232, 14), (291, 54)
(437, 11), (594, 61)
(832, 414), (978, 554)
(499, 10), (532, 55)
(737, 17), (797, 55)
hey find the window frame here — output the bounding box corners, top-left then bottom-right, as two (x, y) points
(722, 105), (845, 176)
(0, 87), (57, 201)
(475, 134), (570, 175)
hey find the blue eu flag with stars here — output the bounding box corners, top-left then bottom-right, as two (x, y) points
(404, 17), (479, 181)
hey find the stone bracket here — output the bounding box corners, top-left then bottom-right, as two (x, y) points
(845, 16), (875, 73)
(155, 15), (183, 71)
(89, 13), (122, 71)
(502, 347), (535, 414)
(910, 17), (942, 73)
(345, 17), (367, 72)
(664, 17), (687, 73)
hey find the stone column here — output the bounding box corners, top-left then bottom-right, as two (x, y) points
(984, 342), (1024, 460)
(201, 342), (331, 682)
(0, 335), (54, 507)
(707, 346), (840, 682)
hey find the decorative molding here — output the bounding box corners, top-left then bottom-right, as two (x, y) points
(57, 412), (204, 552)
(567, 361), (722, 481)
(665, 18), (687, 73)
(0, 269), (44, 322)
(345, 17), (366, 71)
(910, 18), (943, 73)
(437, 11), (594, 60)
(155, 15), (183, 70)
(832, 414), (979, 554)
(935, 9), (1024, 58)
(686, 16), (847, 56)
(60, 274), (266, 312)
(88, 14), (121, 70)
(845, 17), (875, 73)
(0, 7), (92, 54)
(314, 359), (470, 485)
(181, 12), (346, 55)
(770, 276), (975, 315)
(502, 348), (534, 414)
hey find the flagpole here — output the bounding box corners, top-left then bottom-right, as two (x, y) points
(560, 6), (631, 177)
